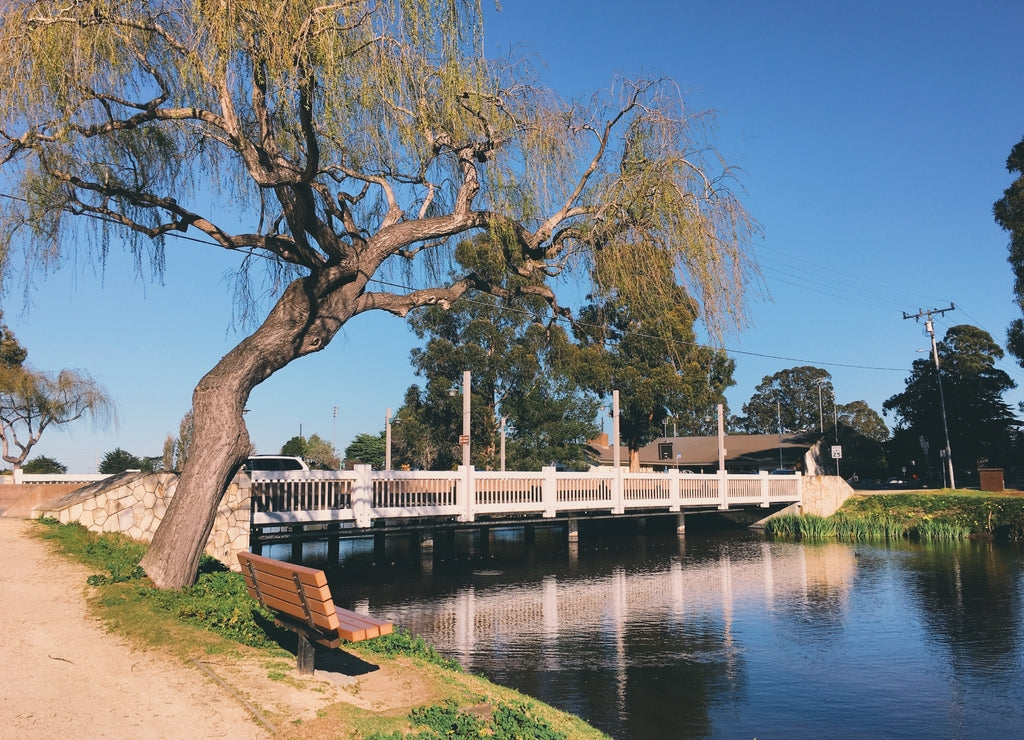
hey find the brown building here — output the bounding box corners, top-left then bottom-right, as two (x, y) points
(586, 432), (825, 474)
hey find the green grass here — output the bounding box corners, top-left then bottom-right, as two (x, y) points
(366, 698), (568, 740)
(765, 491), (1024, 542)
(30, 519), (610, 739)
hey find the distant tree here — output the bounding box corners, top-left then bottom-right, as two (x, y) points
(0, 367), (116, 474)
(99, 448), (153, 474)
(836, 401), (889, 444)
(345, 433), (386, 470)
(0, 313), (27, 369)
(884, 325), (1018, 479)
(280, 436), (308, 458)
(567, 284), (735, 470)
(390, 386), (444, 471)
(834, 401), (889, 479)
(994, 135), (1024, 365)
(175, 411), (194, 471)
(281, 433), (338, 469)
(162, 435), (176, 472)
(398, 263), (601, 471)
(305, 435), (339, 470)
(738, 366), (833, 435)
(22, 455), (67, 474)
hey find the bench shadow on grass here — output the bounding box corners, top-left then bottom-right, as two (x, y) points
(254, 611), (381, 677)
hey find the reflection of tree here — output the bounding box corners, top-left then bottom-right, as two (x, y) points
(902, 542), (1020, 672)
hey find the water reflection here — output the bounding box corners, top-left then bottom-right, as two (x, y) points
(273, 529), (1024, 739)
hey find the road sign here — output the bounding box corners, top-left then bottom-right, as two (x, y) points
(831, 445), (843, 459)
(459, 434), (470, 445)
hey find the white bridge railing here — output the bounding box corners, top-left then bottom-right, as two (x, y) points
(250, 466), (802, 528)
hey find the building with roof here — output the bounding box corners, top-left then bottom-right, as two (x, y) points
(586, 431), (826, 474)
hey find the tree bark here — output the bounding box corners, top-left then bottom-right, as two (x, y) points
(140, 274), (355, 588)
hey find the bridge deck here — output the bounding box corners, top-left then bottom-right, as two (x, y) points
(248, 466), (801, 531)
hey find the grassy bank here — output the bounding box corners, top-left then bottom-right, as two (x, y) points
(34, 519), (609, 740)
(764, 489), (1024, 542)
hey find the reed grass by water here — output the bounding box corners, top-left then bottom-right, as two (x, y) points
(766, 513), (913, 542)
(766, 491), (1024, 542)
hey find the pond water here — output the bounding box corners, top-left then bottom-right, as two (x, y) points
(268, 521), (1024, 739)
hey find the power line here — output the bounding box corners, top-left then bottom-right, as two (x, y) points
(0, 191), (942, 376)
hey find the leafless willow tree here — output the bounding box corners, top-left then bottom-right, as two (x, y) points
(0, 366), (115, 473)
(0, 0), (757, 587)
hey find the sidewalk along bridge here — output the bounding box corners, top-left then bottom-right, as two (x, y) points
(247, 466), (802, 552)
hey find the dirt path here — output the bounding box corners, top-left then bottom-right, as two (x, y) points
(0, 518), (272, 740)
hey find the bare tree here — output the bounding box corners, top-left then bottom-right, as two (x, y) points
(0, 366), (115, 473)
(0, 1), (757, 587)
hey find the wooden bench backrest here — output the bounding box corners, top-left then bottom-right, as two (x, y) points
(238, 551), (340, 634)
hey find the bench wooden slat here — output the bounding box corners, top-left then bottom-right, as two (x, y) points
(335, 607), (394, 642)
(237, 551), (394, 673)
(239, 574), (338, 628)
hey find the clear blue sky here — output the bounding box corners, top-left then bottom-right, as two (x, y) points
(5, 0), (1023, 472)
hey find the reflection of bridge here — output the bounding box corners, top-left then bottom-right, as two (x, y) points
(248, 465), (802, 548)
(371, 542), (856, 672)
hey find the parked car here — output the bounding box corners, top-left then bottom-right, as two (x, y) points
(770, 468), (797, 475)
(243, 455), (309, 472)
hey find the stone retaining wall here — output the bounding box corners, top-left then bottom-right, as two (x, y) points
(32, 472), (252, 567)
(1, 483), (87, 518)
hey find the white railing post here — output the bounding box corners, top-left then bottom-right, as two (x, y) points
(668, 468), (681, 512)
(542, 466), (557, 518)
(759, 470), (770, 509)
(718, 469), (729, 510)
(614, 465), (626, 514)
(13, 468), (22, 484)
(460, 465), (475, 522)
(353, 464), (373, 528)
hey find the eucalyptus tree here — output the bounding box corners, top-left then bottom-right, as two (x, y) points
(994, 135), (1024, 364)
(0, 2), (756, 587)
(397, 259), (601, 471)
(884, 325), (1017, 476)
(566, 249), (736, 470)
(738, 366), (835, 435)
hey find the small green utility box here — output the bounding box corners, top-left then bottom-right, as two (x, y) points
(979, 468), (1004, 492)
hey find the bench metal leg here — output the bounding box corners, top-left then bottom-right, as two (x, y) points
(296, 633), (316, 674)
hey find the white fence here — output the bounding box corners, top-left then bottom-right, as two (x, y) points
(8, 471), (111, 485)
(250, 466), (802, 528)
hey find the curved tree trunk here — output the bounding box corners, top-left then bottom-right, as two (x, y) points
(140, 274), (355, 588)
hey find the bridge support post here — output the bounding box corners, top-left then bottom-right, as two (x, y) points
(676, 512), (686, 535)
(567, 517), (579, 542)
(327, 527), (340, 564)
(373, 532), (386, 562)
(290, 536), (302, 561)
(524, 523), (536, 545)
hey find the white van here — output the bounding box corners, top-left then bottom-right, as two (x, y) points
(243, 455), (310, 472)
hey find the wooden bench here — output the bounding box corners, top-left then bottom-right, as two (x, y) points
(237, 551), (394, 674)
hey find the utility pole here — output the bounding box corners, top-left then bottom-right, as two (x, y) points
(903, 305), (956, 489)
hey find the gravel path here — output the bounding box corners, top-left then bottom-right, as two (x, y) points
(0, 518), (272, 740)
